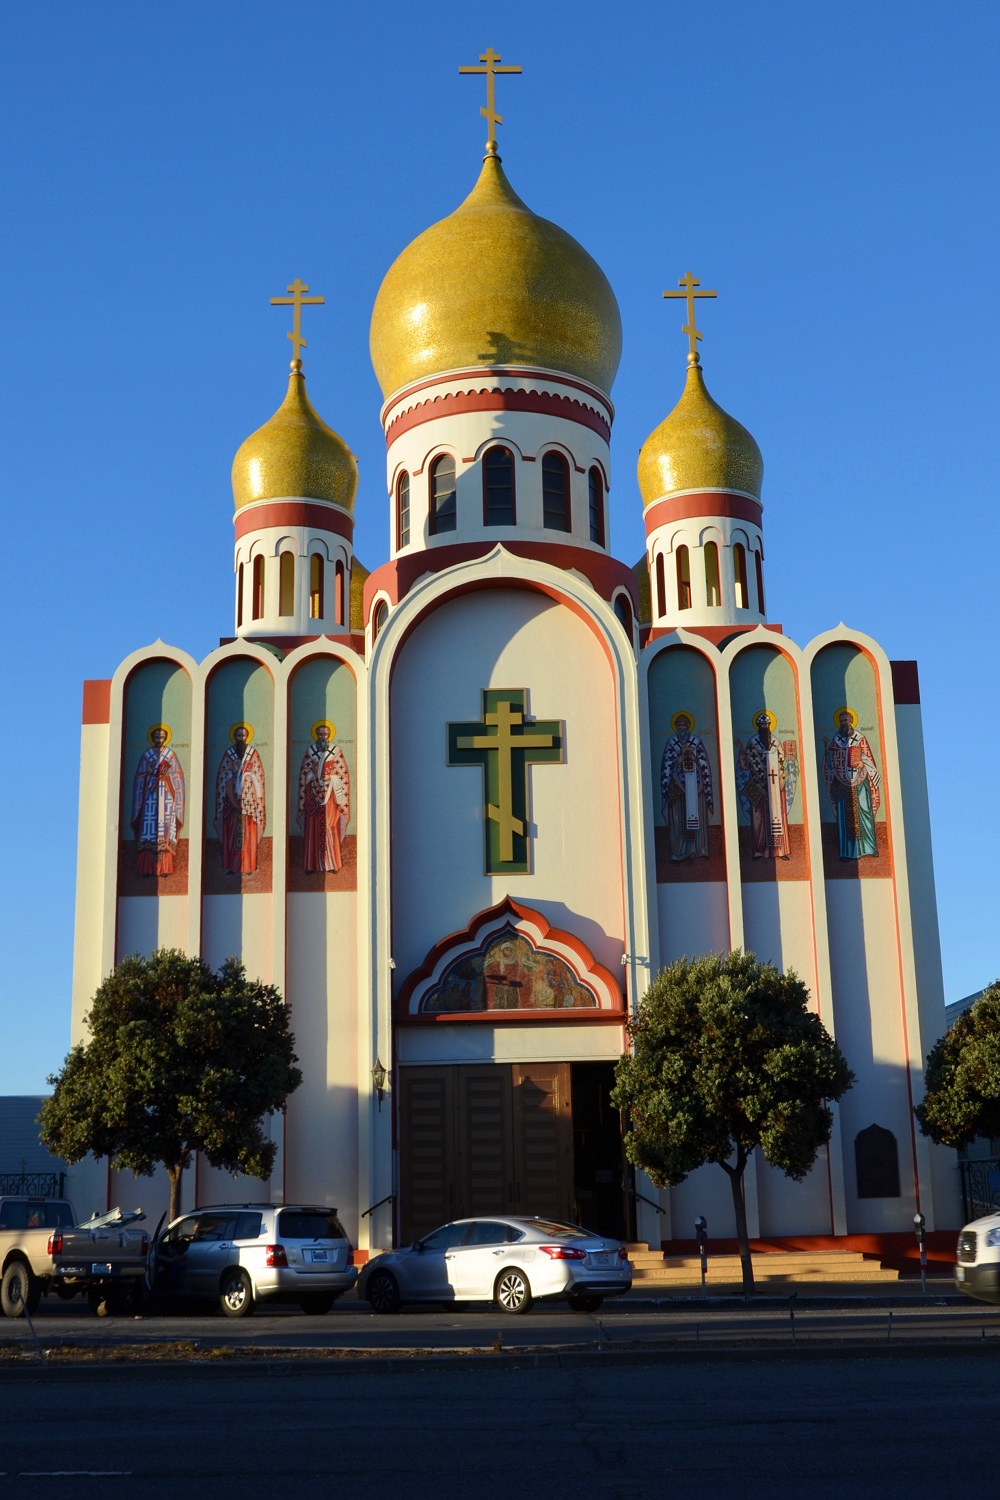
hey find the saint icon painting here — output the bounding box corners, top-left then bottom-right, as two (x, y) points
(660, 710), (713, 860)
(823, 707), (882, 859)
(131, 723), (185, 876)
(215, 722), (266, 874)
(735, 709), (799, 860)
(298, 720), (351, 873)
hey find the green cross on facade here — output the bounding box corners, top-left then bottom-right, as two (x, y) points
(448, 689), (562, 874)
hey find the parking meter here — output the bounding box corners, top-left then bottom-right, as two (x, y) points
(913, 1212), (928, 1295)
(695, 1216), (708, 1295)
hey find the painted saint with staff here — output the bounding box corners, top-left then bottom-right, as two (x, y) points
(660, 710), (713, 861)
(823, 707), (882, 859)
(298, 720), (351, 873)
(131, 723), (185, 876)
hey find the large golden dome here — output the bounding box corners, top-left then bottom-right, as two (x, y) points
(370, 153), (622, 398)
(232, 367), (357, 513)
(637, 358), (763, 506)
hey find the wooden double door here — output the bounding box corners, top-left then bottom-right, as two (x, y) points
(398, 1063), (573, 1243)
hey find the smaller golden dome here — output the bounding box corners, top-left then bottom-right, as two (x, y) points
(232, 366), (357, 513)
(637, 358), (763, 507)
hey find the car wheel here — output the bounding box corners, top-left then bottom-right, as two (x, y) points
(567, 1294), (603, 1313)
(299, 1291), (336, 1315)
(1, 1261), (40, 1319)
(366, 1270), (401, 1314)
(495, 1268), (532, 1315)
(219, 1268), (255, 1318)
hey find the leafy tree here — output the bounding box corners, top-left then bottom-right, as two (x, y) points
(40, 949), (302, 1223)
(610, 950), (854, 1293)
(915, 981), (1000, 1147)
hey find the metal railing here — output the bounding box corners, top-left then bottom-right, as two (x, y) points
(959, 1158), (1000, 1222)
(361, 1193), (395, 1220)
(0, 1171), (65, 1197)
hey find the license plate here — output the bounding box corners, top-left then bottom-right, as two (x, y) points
(589, 1253), (611, 1268)
(91, 1262), (114, 1275)
(305, 1249), (329, 1263)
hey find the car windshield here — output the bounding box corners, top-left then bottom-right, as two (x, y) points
(277, 1210), (346, 1241)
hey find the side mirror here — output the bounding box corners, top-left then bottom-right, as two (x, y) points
(412, 1239), (425, 1252)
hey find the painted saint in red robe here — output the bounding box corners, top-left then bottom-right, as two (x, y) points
(215, 723), (266, 874)
(298, 720), (350, 873)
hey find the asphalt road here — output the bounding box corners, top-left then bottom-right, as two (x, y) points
(2, 1354), (997, 1498)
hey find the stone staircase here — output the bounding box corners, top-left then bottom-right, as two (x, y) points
(626, 1244), (900, 1286)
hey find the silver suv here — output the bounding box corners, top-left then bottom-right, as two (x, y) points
(148, 1204), (357, 1317)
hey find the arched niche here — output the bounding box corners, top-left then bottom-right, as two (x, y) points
(119, 658), (192, 897)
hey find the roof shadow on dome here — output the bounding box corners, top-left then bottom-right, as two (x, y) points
(477, 330), (534, 365)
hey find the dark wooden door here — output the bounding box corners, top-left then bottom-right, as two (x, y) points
(399, 1063), (573, 1242)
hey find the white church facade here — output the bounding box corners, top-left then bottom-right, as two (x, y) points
(69, 80), (959, 1254)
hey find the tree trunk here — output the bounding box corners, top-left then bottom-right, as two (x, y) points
(166, 1165), (183, 1224)
(725, 1158), (755, 1295)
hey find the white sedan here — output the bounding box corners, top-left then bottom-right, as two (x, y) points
(357, 1216), (632, 1314)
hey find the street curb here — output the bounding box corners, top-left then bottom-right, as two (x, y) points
(1, 1339), (998, 1379)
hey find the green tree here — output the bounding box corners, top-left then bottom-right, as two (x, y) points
(915, 981), (1000, 1147)
(40, 949), (302, 1223)
(610, 951), (854, 1293)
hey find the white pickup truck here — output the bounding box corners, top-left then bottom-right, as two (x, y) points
(0, 1197), (150, 1317)
(955, 1209), (1000, 1304)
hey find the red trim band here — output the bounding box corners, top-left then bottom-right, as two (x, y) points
(891, 660), (920, 705)
(82, 680), (111, 724)
(644, 491), (763, 534)
(386, 387), (612, 447)
(234, 501), (354, 542)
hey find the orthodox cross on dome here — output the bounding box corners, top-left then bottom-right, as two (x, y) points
(664, 272), (717, 364)
(459, 49), (522, 155)
(270, 278), (325, 369)
(448, 689), (562, 874)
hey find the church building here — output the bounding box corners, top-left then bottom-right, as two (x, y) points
(70, 57), (958, 1253)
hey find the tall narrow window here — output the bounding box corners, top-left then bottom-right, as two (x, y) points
(396, 472), (410, 549)
(309, 554), (324, 619)
(733, 543), (749, 609)
(335, 561), (345, 626)
(704, 542), (721, 607)
(279, 552), (295, 616)
(542, 451), (570, 531)
(588, 467), (605, 546)
(755, 549), (765, 614)
(614, 593), (633, 638)
(252, 555), (265, 620)
(483, 446), (515, 526)
(655, 553), (666, 618)
(676, 545), (692, 610)
(429, 455), (456, 534)
(373, 600), (388, 639)
(237, 562), (244, 629)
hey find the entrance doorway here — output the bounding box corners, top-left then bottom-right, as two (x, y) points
(398, 1061), (627, 1243)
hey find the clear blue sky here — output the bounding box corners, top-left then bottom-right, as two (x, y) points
(2, 1), (997, 1094)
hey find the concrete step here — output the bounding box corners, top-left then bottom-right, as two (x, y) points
(629, 1252), (899, 1284)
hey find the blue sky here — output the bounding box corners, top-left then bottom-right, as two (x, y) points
(2, 1), (997, 1094)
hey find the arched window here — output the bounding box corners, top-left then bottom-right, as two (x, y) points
(588, 468), (605, 547)
(676, 545), (692, 610)
(396, 472), (410, 550)
(279, 552), (295, 616)
(614, 592), (633, 638)
(542, 451), (570, 531)
(237, 562), (244, 629)
(483, 446), (515, 526)
(252, 555), (265, 620)
(429, 455), (456, 535)
(309, 554), (324, 619)
(755, 548), (765, 614)
(335, 561), (345, 626)
(655, 553), (666, 619)
(733, 543), (749, 609)
(373, 600), (388, 640)
(705, 542), (721, 607)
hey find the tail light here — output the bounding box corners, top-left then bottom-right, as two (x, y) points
(140, 1234), (149, 1255)
(265, 1244), (288, 1268)
(618, 1247), (630, 1261)
(48, 1232), (63, 1256)
(539, 1245), (587, 1260)
(347, 1248), (355, 1266)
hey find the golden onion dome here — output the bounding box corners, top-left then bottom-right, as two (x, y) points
(637, 358), (763, 507)
(232, 365), (358, 513)
(370, 153), (622, 398)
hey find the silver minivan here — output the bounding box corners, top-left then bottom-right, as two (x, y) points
(148, 1203), (357, 1317)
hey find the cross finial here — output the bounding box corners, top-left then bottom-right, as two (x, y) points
(663, 272), (717, 364)
(270, 278), (325, 370)
(459, 48), (522, 156)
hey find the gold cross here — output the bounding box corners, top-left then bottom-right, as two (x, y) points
(459, 49), (522, 154)
(664, 272), (717, 362)
(270, 278), (325, 367)
(457, 698), (555, 863)
(449, 689), (561, 872)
